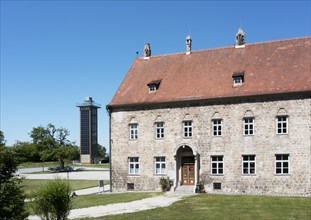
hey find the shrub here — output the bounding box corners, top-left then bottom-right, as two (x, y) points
(31, 178), (72, 220)
(159, 176), (171, 192)
(0, 148), (28, 220)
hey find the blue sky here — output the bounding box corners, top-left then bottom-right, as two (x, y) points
(1, 1), (310, 149)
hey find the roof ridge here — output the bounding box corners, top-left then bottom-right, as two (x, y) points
(137, 36), (311, 59)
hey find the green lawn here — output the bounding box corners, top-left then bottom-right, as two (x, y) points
(18, 161), (109, 169)
(27, 192), (162, 215)
(22, 179), (101, 196)
(79, 194), (311, 220)
(72, 192), (163, 209)
(18, 161), (59, 168)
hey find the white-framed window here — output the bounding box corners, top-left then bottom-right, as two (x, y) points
(128, 157), (139, 175)
(149, 84), (157, 92)
(242, 155), (256, 175)
(243, 118), (254, 135)
(183, 121), (192, 138)
(276, 116), (288, 134)
(212, 119), (222, 136)
(233, 76), (243, 85)
(275, 154), (290, 175)
(155, 122), (164, 139)
(232, 72), (244, 86)
(155, 157), (166, 175)
(129, 123), (138, 140)
(211, 156), (224, 175)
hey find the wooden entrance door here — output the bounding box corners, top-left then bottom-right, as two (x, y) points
(182, 163), (195, 185)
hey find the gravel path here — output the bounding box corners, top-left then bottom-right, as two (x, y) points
(28, 193), (188, 220)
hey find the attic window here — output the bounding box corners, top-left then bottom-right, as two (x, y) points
(232, 72), (244, 86)
(147, 79), (162, 92)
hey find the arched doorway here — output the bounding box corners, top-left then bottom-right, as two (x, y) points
(174, 144), (199, 187)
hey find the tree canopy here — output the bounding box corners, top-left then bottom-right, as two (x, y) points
(29, 124), (79, 169)
(0, 130), (6, 150)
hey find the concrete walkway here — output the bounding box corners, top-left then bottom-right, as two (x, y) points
(28, 192), (190, 220)
(74, 185), (110, 195)
(20, 170), (109, 180)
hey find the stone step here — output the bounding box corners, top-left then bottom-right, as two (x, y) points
(174, 185), (195, 194)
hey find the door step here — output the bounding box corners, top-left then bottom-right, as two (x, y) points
(174, 185), (195, 194)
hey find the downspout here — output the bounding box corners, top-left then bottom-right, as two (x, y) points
(106, 106), (112, 192)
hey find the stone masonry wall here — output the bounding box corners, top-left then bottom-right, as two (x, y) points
(110, 96), (311, 195)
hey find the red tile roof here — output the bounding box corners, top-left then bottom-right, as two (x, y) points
(108, 36), (311, 108)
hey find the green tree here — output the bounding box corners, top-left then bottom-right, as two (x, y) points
(97, 144), (106, 159)
(12, 141), (40, 163)
(0, 130), (6, 151)
(0, 147), (28, 220)
(31, 178), (72, 220)
(30, 124), (79, 169)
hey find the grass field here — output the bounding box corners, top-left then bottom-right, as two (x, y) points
(78, 194), (311, 220)
(27, 192), (163, 215)
(22, 179), (102, 196)
(18, 161), (109, 169)
(72, 192), (163, 209)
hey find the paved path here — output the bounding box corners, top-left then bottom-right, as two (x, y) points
(28, 193), (189, 220)
(20, 170), (109, 180)
(18, 167), (108, 174)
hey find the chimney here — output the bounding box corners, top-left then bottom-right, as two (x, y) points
(186, 35), (192, 55)
(144, 42), (151, 59)
(235, 28), (245, 48)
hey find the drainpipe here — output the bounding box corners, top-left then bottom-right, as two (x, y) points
(106, 106), (112, 192)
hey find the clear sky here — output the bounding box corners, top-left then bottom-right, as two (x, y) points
(1, 1), (310, 149)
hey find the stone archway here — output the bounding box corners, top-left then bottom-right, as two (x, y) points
(174, 144), (199, 188)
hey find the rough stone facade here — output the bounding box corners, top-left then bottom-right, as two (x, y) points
(110, 94), (311, 195)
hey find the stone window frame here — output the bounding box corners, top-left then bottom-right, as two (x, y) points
(183, 120), (193, 138)
(276, 116), (288, 135)
(243, 117), (254, 136)
(154, 156), (166, 175)
(128, 157), (140, 175)
(211, 155), (224, 175)
(129, 123), (138, 140)
(212, 119), (222, 136)
(242, 155), (256, 175)
(155, 122), (164, 139)
(275, 154), (290, 175)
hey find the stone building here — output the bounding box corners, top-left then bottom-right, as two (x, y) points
(107, 31), (311, 195)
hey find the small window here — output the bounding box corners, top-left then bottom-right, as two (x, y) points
(147, 79), (162, 92)
(155, 157), (166, 175)
(212, 119), (222, 136)
(211, 156), (224, 175)
(276, 116), (288, 134)
(183, 121), (192, 138)
(128, 157), (139, 175)
(242, 155), (256, 175)
(243, 118), (254, 135)
(232, 72), (244, 86)
(213, 183), (221, 190)
(129, 123), (138, 140)
(127, 183), (134, 191)
(275, 154), (290, 175)
(155, 122), (164, 139)
(149, 84), (156, 91)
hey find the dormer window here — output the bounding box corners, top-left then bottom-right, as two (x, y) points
(147, 79), (162, 92)
(149, 85), (156, 91)
(232, 72), (244, 86)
